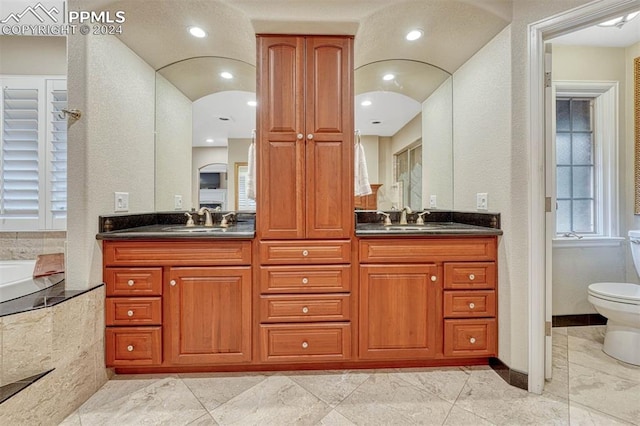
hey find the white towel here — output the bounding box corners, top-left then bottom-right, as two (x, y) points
(354, 140), (372, 196)
(246, 139), (256, 200)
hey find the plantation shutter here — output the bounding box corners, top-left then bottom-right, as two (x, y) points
(47, 79), (67, 229)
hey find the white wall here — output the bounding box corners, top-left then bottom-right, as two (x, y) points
(67, 31), (156, 289)
(453, 26), (515, 368)
(155, 74), (193, 212)
(423, 77), (453, 209)
(550, 44), (627, 315)
(0, 36), (66, 75)
(191, 146), (228, 207)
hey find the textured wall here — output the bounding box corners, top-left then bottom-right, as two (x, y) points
(155, 73), (193, 212)
(0, 36), (66, 75)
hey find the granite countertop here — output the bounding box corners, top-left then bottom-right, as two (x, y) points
(355, 221), (503, 237)
(96, 222), (256, 240)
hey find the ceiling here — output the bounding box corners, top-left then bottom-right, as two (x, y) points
(550, 11), (640, 47)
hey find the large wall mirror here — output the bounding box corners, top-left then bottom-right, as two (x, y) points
(155, 58), (453, 213)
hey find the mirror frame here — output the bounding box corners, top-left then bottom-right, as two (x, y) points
(635, 56), (640, 214)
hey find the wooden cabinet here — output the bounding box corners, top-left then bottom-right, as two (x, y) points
(359, 236), (498, 362)
(166, 267), (252, 365)
(359, 264), (438, 360)
(257, 35), (353, 240)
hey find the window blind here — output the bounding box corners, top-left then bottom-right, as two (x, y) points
(47, 79), (67, 228)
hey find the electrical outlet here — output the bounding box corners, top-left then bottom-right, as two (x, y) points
(114, 192), (129, 212)
(429, 195), (437, 208)
(174, 195), (183, 210)
(476, 192), (488, 210)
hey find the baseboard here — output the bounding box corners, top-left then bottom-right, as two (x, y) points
(489, 357), (528, 391)
(552, 314), (607, 327)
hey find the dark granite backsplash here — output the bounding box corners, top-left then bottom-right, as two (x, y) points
(99, 211), (256, 233)
(354, 209), (500, 229)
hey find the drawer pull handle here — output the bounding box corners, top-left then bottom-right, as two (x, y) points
(127, 345), (134, 352)
(469, 337), (476, 344)
(127, 310), (134, 317)
(302, 250), (309, 257)
(469, 274), (475, 281)
(431, 276), (437, 282)
(170, 280), (176, 286)
(302, 278), (309, 284)
(302, 341), (309, 349)
(127, 279), (134, 286)
(469, 303), (475, 309)
(302, 306), (309, 314)
(297, 133), (304, 140)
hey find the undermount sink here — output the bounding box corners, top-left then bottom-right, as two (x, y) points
(161, 226), (227, 233)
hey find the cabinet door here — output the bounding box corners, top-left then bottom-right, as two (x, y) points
(166, 267), (251, 365)
(359, 264), (438, 360)
(305, 36), (353, 239)
(257, 36), (305, 239)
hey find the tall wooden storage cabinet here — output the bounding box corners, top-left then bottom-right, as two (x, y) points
(257, 35), (353, 240)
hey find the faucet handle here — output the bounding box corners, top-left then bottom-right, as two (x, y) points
(416, 211), (431, 225)
(220, 211), (236, 228)
(184, 212), (195, 227)
(377, 211), (392, 226)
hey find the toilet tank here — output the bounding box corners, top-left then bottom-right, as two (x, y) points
(629, 230), (640, 276)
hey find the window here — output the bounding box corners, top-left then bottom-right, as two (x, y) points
(554, 82), (618, 239)
(394, 142), (422, 211)
(0, 76), (67, 231)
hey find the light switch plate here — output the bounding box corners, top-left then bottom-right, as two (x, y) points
(114, 192), (129, 212)
(476, 193), (488, 210)
(429, 195), (437, 208)
(174, 195), (183, 210)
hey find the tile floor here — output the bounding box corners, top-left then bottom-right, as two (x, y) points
(60, 326), (639, 425)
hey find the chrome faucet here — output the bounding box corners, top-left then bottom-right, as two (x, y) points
(400, 206), (412, 225)
(220, 211), (236, 228)
(197, 207), (214, 227)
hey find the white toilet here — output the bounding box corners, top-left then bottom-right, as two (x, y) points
(587, 230), (640, 366)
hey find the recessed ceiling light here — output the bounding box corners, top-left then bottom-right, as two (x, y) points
(406, 29), (423, 41)
(220, 72), (234, 79)
(382, 73), (395, 81)
(247, 100), (257, 107)
(361, 100), (372, 106)
(188, 26), (207, 38)
(205, 138), (214, 143)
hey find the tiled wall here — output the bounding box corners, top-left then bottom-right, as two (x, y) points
(0, 286), (109, 423)
(0, 232), (66, 260)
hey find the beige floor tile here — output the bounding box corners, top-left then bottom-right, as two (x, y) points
(187, 413), (220, 425)
(568, 333), (640, 383)
(317, 409), (357, 425)
(444, 406), (496, 425)
(390, 367), (471, 403)
(78, 375), (169, 414)
(180, 372), (268, 412)
(287, 369), (371, 407)
(210, 375), (331, 425)
(544, 341), (570, 400)
(58, 411), (82, 425)
(334, 372), (453, 425)
(568, 402), (636, 426)
(568, 363), (640, 424)
(78, 377), (208, 425)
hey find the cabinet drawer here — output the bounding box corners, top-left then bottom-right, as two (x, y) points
(103, 240), (252, 266)
(259, 323), (351, 362)
(359, 238), (497, 263)
(105, 268), (162, 296)
(106, 297), (162, 326)
(260, 294), (350, 322)
(259, 240), (351, 264)
(105, 326), (162, 366)
(444, 319), (496, 357)
(260, 265), (351, 293)
(444, 262), (496, 289)
(444, 291), (496, 318)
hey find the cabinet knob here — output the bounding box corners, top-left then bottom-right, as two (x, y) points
(127, 279), (134, 286)
(297, 133), (304, 140)
(302, 306), (309, 314)
(469, 274), (475, 281)
(307, 134), (314, 140)
(469, 303), (475, 309)
(127, 310), (134, 317)
(301, 341), (309, 349)
(302, 277), (309, 284)
(170, 280), (176, 286)
(127, 345), (134, 352)
(469, 337), (476, 344)
(430, 276), (437, 282)
(302, 250), (309, 257)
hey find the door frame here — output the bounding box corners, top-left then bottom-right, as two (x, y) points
(528, 0), (640, 393)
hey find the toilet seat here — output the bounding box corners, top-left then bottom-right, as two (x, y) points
(588, 282), (640, 305)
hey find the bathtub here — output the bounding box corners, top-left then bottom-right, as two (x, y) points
(0, 260), (60, 303)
